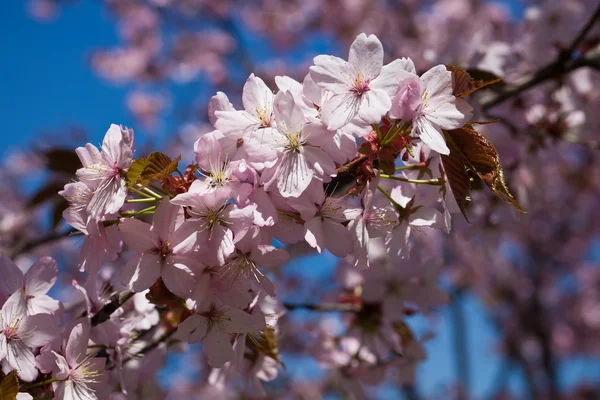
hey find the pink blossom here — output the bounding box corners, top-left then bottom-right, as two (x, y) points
(0, 291), (56, 381)
(245, 90), (337, 197)
(175, 293), (266, 367)
(292, 183), (361, 257)
(119, 198), (200, 297)
(50, 322), (109, 400)
(389, 65), (472, 155)
(214, 231), (289, 297)
(75, 124), (134, 219)
(0, 255), (60, 315)
(309, 33), (411, 130)
(171, 185), (255, 264)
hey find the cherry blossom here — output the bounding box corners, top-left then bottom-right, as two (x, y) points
(0, 255), (60, 315)
(0, 291), (56, 381)
(119, 198), (200, 297)
(75, 124), (134, 219)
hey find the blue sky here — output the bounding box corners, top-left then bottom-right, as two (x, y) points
(2, 1), (596, 398)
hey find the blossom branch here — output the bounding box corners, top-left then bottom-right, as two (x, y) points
(10, 228), (79, 258)
(90, 290), (135, 326)
(482, 5), (600, 112)
(121, 327), (178, 367)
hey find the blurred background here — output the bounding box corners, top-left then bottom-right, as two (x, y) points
(1, 0), (599, 398)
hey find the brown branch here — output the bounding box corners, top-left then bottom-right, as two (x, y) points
(91, 290), (135, 326)
(481, 51), (600, 112)
(10, 228), (79, 258)
(482, 5), (600, 112)
(121, 326), (178, 367)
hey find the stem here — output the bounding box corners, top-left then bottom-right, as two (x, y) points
(121, 205), (157, 217)
(19, 378), (60, 391)
(395, 164), (425, 171)
(382, 121), (407, 146)
(482, 7), (600, 112)
(377, 185), (402, 209)
(381, 119), (400, 144)
(129, 186), (155, 199)
(563, 3), (600, 59)
(120, 327), (178, 367)
(10, 229), (79, 258)
(374, 124), (383, 142)
(142, 187), (164, 199)
(380, 174), (443, 186)
(149, 184), (171, 197)
(91, 290), (135, 326)
(125, 197), (160, 204)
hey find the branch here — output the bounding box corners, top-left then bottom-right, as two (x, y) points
(121, 326), (178, 367)
(482, 5), (600, 112)
(481, 51), (600, 111)
(10, 228), (79, 258)
(562, 3), (600, 60)
(282, 302), (361, 312)
(90, 290), (135, 326)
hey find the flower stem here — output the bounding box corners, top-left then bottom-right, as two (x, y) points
(19, 378), (60, 391)
(121, 205), (157, 217)
(129, 186), (155, 199)
(143, 187), (164, 199)
(380, 174), (443, 186)
(395, 164), (425, 171)
(125, 197), (160, 204)
(377, 185), (402, 209)
(374, 124), (383, 142)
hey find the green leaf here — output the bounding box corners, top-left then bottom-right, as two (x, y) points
(445, 127), (525, 214)
(0, 370), (19, 400)
(126, 158), (149, 187)
(140, 152), (181, 185)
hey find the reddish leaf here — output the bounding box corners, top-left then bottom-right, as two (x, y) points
(446, 65), (503, 97)
(441, 150), (471, 222)
(445, 127), (525, 213)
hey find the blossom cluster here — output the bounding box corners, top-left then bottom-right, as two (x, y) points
(3, 33), (483, 399)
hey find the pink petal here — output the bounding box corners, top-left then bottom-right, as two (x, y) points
(162, 258), (196, 298)
(151, 198), (184, 243)
(304, 217), (325, 253)
(24, 256), (57, 296)
(322, 219), (354, 257)
(357, 88), (391, 124)
(320, 92), (361, 131)
(66, 323), (90, 367)
(204, 323), (234, 367)
(348, 33), (383, 79)
(0, 255), (24, 297)
(119, 218), (156, 253)
(123, 253), (161, 293)
(8, 341), (38, 382)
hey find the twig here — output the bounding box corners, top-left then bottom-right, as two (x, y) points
(10, 228), (79, 258)
(121, 327), (178, 367)
(562, 3), (600, 60)
(336, 154), (368, 174)
(482, 5), (600, 112)
(91, 290), (135, 326)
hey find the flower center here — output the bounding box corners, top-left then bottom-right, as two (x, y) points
(284, 133), (305, 153)
(350, 73), (370, 96)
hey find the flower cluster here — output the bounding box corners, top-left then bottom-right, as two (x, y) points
(3, 33), (512, 399)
